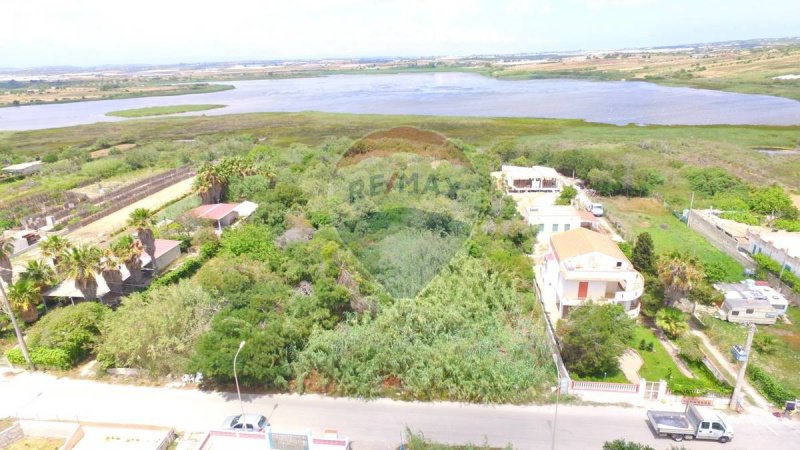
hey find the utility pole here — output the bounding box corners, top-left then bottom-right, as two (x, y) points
(0, 279), (35, 370)
(729, 323), (756, 410)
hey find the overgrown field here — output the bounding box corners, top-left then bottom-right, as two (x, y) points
(2, 112), (797, 210)
(4, 127), (553, 403)
(604, 197), (744, 282)
(699, 308), (800, 405)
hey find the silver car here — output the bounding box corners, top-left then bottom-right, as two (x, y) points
(221, 413), (269, 431)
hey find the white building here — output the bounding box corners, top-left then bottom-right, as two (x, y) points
(543, 228), (644, 318)
(527, 205), (582, 241)
(748, 230), (800, 275)
(501, 165), (560, 193)
(2, 161), (43, 176)
(714, 280), (789, 324)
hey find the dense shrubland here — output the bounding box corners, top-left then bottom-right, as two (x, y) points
(4, 128), (554, 403)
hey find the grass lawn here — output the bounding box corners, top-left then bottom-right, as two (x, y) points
(576, 324), (731, 396)
(156, 194), (200, 221)
(700, 306), (800, 399)
(106, 104), (226, 118)
(604, 197), (744, 281)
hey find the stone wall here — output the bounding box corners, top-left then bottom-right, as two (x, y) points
(686, 210), (755, 269)
(0, 422), (23, 448)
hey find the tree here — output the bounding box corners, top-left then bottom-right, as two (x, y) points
(555, 185), (578, 205)
(194, 156), (260, 204)
(58, 245), (103, 302)
(631, 232), (656, 275)
(7, 277), (40, 322)
(749, 185), (798, 219)
(603, 440), (655, 450)
(39, 235), (72, 271)
(0, 235), (13, 284)
(587, 168), (619, 196)
(111, 235), (144, 285)
(559, 303), (635, 377)
(100, 250), (123, 296)
(657, 253), (705, 306)
(128, 208), (156, 270)
(655, 307), (689, 339)
(20, 260), (57, 312)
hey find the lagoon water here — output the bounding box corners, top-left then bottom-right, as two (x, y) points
(1, 72), (800, 130)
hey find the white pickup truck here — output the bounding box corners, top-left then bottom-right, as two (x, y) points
(647, 404), (734, 443)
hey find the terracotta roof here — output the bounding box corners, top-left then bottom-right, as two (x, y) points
(190, 203), (239, 221)
(154, 239), (181, 258)
(550, 228), (627, 261)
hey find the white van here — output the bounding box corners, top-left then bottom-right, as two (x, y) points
(584, 201), (604, 217)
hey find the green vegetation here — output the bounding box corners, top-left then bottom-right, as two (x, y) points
(97, 282), (220, 375)
(700, 307), (800, 405)
(754, 253), (800, 294)
(604, 198), (744, 282)
(106, 104), (226, 118)
(559, 303), (634, 378)
(404, 429), (511, 450)
(5, 303), (106, 369)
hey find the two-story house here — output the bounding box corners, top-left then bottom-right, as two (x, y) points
(543, 228), (644, 318)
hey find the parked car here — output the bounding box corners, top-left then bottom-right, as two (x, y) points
(583, 200), (604, 217)
(221, 413), (269, 431)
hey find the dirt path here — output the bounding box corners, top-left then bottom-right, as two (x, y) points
(690, 326), (772, 410)
(619, 349), (643, 383)
(67, 177), (195, 246)
(11, 177), (195, 269)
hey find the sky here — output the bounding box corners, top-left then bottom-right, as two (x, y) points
(2, 0), (799, 68)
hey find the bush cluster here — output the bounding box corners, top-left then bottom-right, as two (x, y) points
(747, 364), (798, 405)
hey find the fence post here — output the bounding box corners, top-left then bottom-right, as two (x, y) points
(657, 380), (668, 400)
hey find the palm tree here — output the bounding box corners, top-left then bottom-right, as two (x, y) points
(194, 162), (226, 204)
(58, 245), (103, 303)
(111, 235), (144, 285)
(100, 250), (124, 297)
(0, 235), (14, 285)
(7, 277), (40, 322)
(20, 260), (57, 312)
(128, 208), (156, 270)
(39, 235), (72, 271)
(657, 252), (705, 306)
(194, 156), (259, 204)
(655, 307), (689, 339)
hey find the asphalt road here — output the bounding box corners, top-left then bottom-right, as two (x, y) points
(1, 372), (798, 449)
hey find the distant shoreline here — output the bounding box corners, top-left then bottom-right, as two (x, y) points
(0, 83), (234, 109)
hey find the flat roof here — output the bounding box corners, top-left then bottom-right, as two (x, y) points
(501, 165), (559, 179)
(755, 231), (800, 259)
(527, 205), (581, 219)
(190, 203), (240, 221)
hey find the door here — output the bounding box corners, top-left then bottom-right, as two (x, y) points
(696, 421), (711, 440)
(577, 282), (588, 299)
(709, 422), (725, 440)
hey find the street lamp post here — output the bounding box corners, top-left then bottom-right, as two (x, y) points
(233, 340), (246, 424)
(0, 272), (35, 371)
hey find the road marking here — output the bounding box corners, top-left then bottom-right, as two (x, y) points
(760, 420), (778, 435)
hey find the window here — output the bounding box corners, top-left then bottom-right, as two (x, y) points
(712, 423), (724, 431)
(564, 224), (571, 231)
(746, 309), (754, 314)
(616, 261), (622, 268)
(552, 223), (559, 232)
(731, 311), (739, 316)
(700, 422), (710, 430)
